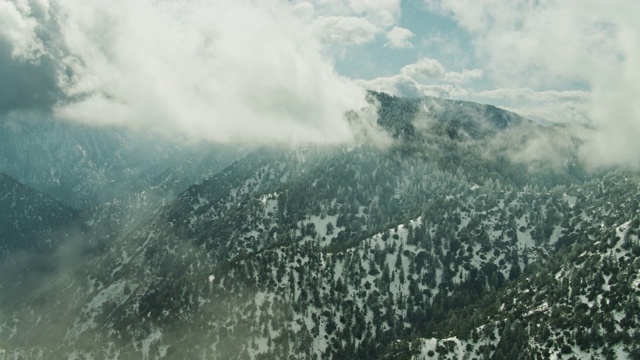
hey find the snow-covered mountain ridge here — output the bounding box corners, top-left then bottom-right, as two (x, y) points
(0, 93), (638, 359)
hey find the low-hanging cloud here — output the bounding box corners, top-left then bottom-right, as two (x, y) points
(426, 0), (640, 168)
(0, 0), (389, 145)
(476, 88), (592, 125)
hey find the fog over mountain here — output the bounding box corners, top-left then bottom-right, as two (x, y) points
(1, 92), (639, 359)
(1, 1), (639, 359)
(0, 0), (639, 166)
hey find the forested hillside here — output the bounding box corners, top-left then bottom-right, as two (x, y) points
(0, 94), (638, 359)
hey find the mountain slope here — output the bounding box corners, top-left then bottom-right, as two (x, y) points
(395, 171), (640, 359)
(0, 117), (240, 209)
(0, 117), (243, 247)
(0, 172), (80, 257)
(0, 173), (85, 308)
(1, 94), (637, 359)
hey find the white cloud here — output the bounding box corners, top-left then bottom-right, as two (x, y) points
(475, 88), (592, 124)
(301, 0), (400, 28)
(1, 0), (388, 145)
(477, 88), (590, 103)
(443, 69), (482, 84)
(480, 94), (588, 126)
(347, 0), (401, 27)
(0, 0), (415, 146)
(361, 57), (476, 98)
(303, 0), (403, 47)
(400, 57), (446, 78)
(311, 16), (378, 45)
(358, 74), (415, 96)
(426, 0), (640, 167)
(385, 26), (414, 48)
(0, 0), (45, 60)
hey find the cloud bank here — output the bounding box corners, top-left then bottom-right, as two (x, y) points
(3, 0), (638, 167)
(0, 0), (401, 145)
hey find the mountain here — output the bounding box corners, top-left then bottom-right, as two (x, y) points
(0, 93), (638, 359)
(0, 172), (80, 257)
(0, 117), (241, 210)
(0, 117), (243, 246)
(375, 92), (524, 141)
(0, 173), (85, 307)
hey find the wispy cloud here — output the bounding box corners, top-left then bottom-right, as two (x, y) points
(477, 88), (590, 103)
(344, 0), (401, 27)
(311, 16), (378, 46)
(474, 88), (591, 124)
(0, 0), (45, 59)
(443, 69), (482, 84)
(385, 26), (414, 48)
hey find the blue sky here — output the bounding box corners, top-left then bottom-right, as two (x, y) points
(0, 0), (638, 165)
(335, 0), (474, 80)
(330, 0), (595, 121)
